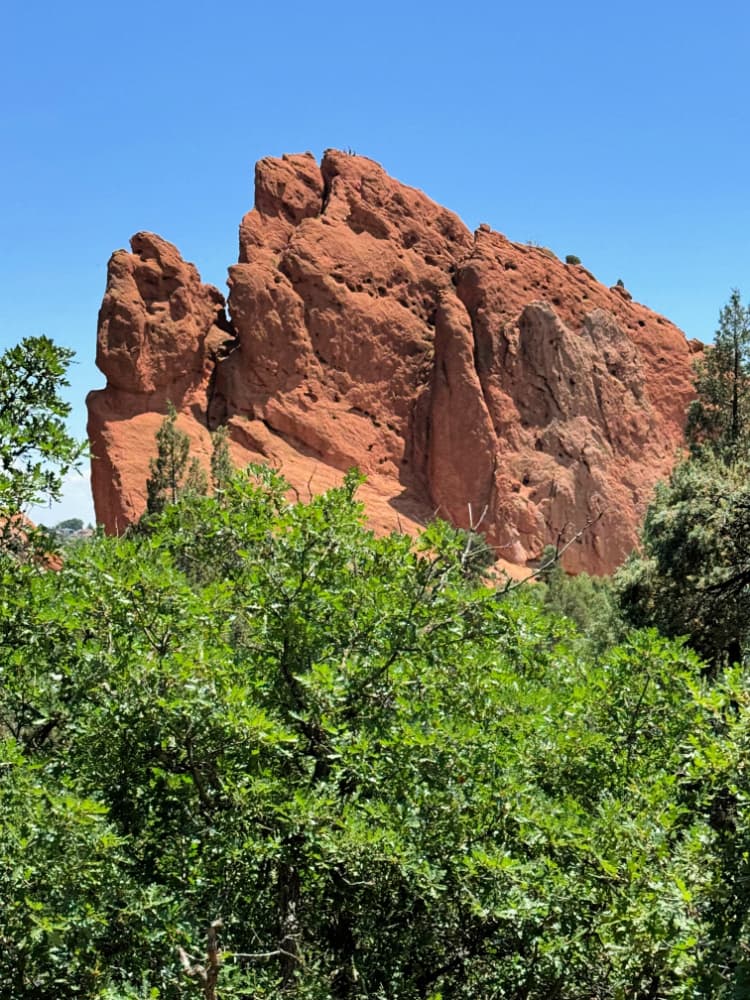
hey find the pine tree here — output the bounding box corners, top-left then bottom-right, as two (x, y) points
(146, 403), (193, 514)
(686, 289), (750, 458)
(210, 424), (233, 495)
(615, 454), (750, 668)
(182, 457), (208, 498)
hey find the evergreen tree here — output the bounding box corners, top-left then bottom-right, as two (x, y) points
(687, 289), (750, 458)
(210, 424), (233, 495)
(182, 456), (208, 498)
(615, 453), (750, 668)
(145, 403), (199, 514)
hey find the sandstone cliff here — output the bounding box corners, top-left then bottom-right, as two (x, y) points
(87, 150), (699, 574)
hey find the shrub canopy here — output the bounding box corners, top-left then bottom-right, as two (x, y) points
(2, 467), (749, 998)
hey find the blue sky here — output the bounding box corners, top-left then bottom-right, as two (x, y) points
(2, 0), (750, 522)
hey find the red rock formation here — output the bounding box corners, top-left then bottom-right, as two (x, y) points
(87, 150), (699, 574)
(88, 232), (233, 531)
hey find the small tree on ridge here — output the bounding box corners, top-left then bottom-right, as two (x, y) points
(687, 288), (750, 459)
(146, 403), (207, 515)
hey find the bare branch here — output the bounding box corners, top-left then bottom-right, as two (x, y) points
(467, 503), (488, 532)
(498, 511), (604, 594)
(230, 948), (303, 962)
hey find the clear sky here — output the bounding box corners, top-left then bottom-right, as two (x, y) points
(3, 0), (750, 523)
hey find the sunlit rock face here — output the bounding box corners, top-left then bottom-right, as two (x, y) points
(87, 150), (699, 574)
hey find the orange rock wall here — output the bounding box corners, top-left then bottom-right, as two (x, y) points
(87, 150), (699, 574)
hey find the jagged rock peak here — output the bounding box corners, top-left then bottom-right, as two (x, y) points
(87, 150), (699, 574)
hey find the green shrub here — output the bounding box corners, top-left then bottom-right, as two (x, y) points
(1, 468), (742, 996)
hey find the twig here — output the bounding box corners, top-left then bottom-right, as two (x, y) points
(498, 510), (604, 594)
(461, 503), (490, 569)
(467, 503), (489, 532)
(231, 948), (302, 962)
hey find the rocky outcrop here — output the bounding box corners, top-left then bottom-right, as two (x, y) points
(88, 232), (234, 531)
(87, 150), (699, 574)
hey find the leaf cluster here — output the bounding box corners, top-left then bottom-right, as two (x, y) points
(0, 337), (85, 551)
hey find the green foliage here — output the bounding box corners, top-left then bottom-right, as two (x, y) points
(538, 545), (621, 651)
(1, 467), (746, 996)
(609, 286), (750, 993)
(616, 454), (750, 667)
(209, 424), (233, 496)
(651, 662), (750, 998)
(0, 336), (85, 532)
(182, 456), (208, 498)
(452, 528), (496, 581)
(564, 254), (581, 266)
(0, 740), (152, 999)
(686, 288), (750, 459)
(145, 404), (207, 515)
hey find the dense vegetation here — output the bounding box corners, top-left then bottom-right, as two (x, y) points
(4, 292), (750, 998)
(0, 467), (739, 999)
(618, 289), (750, 671)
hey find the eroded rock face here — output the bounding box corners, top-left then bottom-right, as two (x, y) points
(87, 150), (698, 574)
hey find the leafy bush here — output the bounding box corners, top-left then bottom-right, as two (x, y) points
(1, 468), (745, 996)
(565, 254), (581, 266)
(538, 545), (622, 653)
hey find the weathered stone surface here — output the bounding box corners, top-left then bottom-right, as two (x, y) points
(87, 150), (698, 574)
(87, 231), (234, 532)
